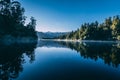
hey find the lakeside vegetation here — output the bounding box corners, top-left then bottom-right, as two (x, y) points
(59, 15), (120, 41)
(0, 0), (38, 41)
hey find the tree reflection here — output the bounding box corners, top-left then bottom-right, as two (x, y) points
(55, 41), (120, 68)
(0, 42), (37, 80)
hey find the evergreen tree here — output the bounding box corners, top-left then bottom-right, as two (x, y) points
(0, 0), (38, 39)
(60, 15), (120, 41)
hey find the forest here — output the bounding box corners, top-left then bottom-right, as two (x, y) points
(0, 0), (38, 40)
(59, 15), (120, 41)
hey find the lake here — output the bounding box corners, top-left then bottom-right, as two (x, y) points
(1, 40), (120, 80)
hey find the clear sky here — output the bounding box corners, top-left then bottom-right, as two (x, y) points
(20, 0), (120, 32)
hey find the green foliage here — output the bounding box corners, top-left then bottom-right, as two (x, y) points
(117, 35), (120, 40)
(60, 15), (120, 41)
(0, 0), (37, 39)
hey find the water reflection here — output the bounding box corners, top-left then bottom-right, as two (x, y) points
(39, 40), (120, 68)
(0, 42), (37, 80)
(1, 40), (120, 80)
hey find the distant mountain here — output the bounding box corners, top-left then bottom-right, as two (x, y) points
(37, 32), (68, 39)
(37, 40), (67, 48)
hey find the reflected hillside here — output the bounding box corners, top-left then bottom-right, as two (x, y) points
(0, 42), (37, 80)
(38, 40), (120, 68)
(59, 41), (120, 68)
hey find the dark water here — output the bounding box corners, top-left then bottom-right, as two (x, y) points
(1, 40), (120, 80)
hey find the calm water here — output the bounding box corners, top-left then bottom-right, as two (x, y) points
(1, 40), (120, 80)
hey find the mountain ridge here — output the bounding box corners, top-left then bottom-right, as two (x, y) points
(37, 31), (69, 39)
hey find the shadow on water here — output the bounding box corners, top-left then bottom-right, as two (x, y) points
(0, 41), (37, 80)
(38, 40), (120, 68)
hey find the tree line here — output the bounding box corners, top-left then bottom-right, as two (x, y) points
(59, 15), (120, 40)
(0, 0), (37, 39)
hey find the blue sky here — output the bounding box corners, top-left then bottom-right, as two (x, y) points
(20, 0), (120, 32)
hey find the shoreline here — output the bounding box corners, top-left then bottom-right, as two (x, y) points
(39, 39), (120, 43)
(0, 35), (38, 45)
